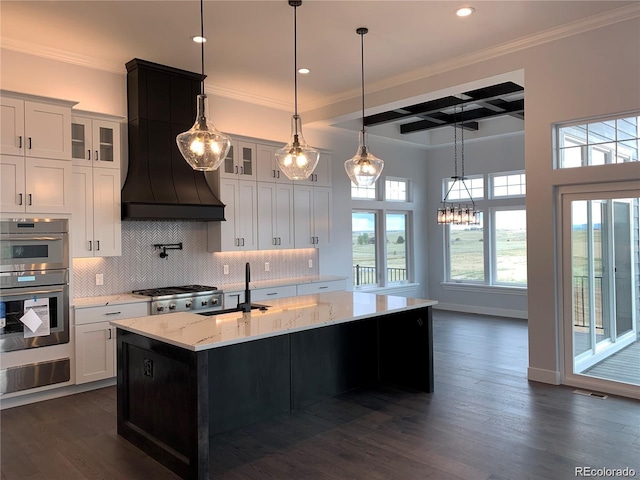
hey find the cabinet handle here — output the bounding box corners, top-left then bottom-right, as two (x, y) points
(267, 292), (277, 296)
(105, 311), (122, 316)
(28, 194), (32, 205)
(240, 166), (244, 175)
(277, 170), (280, 179)
(241, 238), (245, 247)
(272, 169), (276, 178)
(88, 150), (91, 160)
(315, 236), (319, 244)
(89, 240), (92, 251)
(18, 136), (22, 148)
(272, 237), (276, 245)
(28, 137), (32, 149)
(235, 238), (239, 247)
(95, 150), (99, 161)
(18, 193), (22, 205)
(108, 328), (112, 340)
(311, 236), (315, 245)
(96, 240), (100, 251)
(235, 166), (238, 174)
(278, 237), (281, 245)
(319, 286), (328, 289)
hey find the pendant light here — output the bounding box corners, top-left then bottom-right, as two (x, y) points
(344, 27), (384, 187)
(275, 0), (320, 180)
(176, 0), (231, 171)
(437, 101), (480, 225)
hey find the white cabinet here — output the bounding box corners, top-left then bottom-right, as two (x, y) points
(252, 285), (297, 301)
(297, 279), (346, 295)
(257, 182), (294, 250)
(0, 154), (72, 214)
(74, 302), (148, 384)
(219, 141), (256, 180)
(71, 113), (121, 169)
(1, 93), (73, 160)
(71, 166), (121, 257)
(256, 144), (292, 184)
(297, 152), (332, 187)
(208, 179), (258, 251)
(294, 185), (332, 248)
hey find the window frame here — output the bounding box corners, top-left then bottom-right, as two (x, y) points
(491, 206), (528, 287)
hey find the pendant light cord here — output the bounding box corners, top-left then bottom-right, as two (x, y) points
(200, 0), (205, 95)
(360, 30), (365, 134)
(293, 3), (298, 117)
(453, 103), (458, 177)
(461, 101), (465, 177)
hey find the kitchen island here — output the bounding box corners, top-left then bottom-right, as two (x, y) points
(111, 291), (437, 480)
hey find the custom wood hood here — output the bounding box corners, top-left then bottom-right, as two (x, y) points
(121, 59), (226, 221)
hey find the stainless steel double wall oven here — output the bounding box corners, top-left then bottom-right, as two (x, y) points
(0, 219), (71, 394)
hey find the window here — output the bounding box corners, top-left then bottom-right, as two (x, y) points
(444, 172), (527, 287)
(444, 175), (483, 201)
(385, 179), (408, 201)
(351, 182), (376, 199)
(491, 172), (525, 198)
(351, 178), (413, 288)
(557, 114), (639, 169)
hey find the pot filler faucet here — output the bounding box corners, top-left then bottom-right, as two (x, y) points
(238, 262), (252, 313)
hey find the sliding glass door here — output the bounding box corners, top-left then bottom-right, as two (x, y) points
(561, 187), (639, 391)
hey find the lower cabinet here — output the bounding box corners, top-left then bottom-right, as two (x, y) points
(74, 302), (148, 384)
(296, 279), (346, 295)
(75, 322), (116, 384)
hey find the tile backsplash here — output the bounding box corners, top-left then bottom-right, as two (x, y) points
(72, 221), (319, 298)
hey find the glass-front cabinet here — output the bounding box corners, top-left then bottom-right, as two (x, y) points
(71, 112), (121, 169)
(219, 140), (256, 180)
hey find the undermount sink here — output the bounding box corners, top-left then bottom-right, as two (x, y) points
(198, 304), (269, 317)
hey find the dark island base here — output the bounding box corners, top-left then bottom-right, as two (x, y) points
(117, 306), (433, 480)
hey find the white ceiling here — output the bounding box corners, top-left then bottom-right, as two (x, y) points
(1, 1), (636, 144)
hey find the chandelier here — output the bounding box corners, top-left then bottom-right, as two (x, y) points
(437, 101), (481, 225)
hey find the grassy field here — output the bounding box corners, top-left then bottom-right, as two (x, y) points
(352, 231), (407, 282)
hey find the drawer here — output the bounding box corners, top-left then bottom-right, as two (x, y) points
(75, 302), (149, 325)
(296, 280), (346, 296)
(252, 285), (297, 301)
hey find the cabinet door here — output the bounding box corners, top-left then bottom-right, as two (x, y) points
(237, 142), (256, 180)
(256, 144), (276, 183)
(75, 322), (115, 384)
(219, 141), (239, 180)
(71, 166), (94, 257)
(71, 116), (92, 165)
(0, 97), (25, 156)
(275, 184), (295, 249)
(24, 101), (71, 160)
(93, 168), (122, 257)
(219, 179), (240, 250)
(257, 182), (277, 250)
(313, 187), (332, 247)
(92, 119), (121, 169)
(314, 153), (332, 187)
(0, 155), (26, 213)
(293, 185), (314, 248)
(237, 180), (258, 250)
(25, 157), (71, 214)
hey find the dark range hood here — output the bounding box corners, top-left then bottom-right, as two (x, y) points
(121, 59), (225, 221)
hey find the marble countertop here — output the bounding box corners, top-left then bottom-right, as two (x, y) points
(110, 291), (437, 352)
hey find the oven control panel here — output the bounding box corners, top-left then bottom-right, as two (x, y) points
(151, 293), (223, 315)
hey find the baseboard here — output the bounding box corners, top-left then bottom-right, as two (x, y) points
(527, 367), (561, 385)
(0, 377), (116, 410)
(434, 302), (528, 319)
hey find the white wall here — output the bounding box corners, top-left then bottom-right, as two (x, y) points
(426, 133), (527, 317)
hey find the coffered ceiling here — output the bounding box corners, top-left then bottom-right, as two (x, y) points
(1, 1), (636, 145)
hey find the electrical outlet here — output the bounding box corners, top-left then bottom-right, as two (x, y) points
(95, 273), (104, 285)
(223, 265), (229, 275)
(308, 259), (313, 269)
(265, 262), (270, 272)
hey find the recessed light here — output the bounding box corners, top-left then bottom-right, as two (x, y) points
(456, 6), (475, 17)
(191, 35), (207, 43)
(298, 68), (310, 74)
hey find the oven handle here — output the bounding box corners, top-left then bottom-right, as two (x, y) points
(1, 286), (65, 298)
(0, 235), (64, 241)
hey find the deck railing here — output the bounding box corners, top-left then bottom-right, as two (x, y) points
(353, 265), (407, 286)
(573, 275), (603, 330)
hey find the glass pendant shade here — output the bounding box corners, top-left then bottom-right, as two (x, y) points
(275, 114), (320, 180)
(177, 94), (231, 171)
(344, 130), (384, 187)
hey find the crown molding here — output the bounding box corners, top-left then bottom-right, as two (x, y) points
(302, 3), (640, 112)
(2, 3), (638, 113)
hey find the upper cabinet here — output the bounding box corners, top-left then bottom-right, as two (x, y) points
(71, 112), (121, 169)
(219, 141), (257, 180)
(296, 152), (332, 187)
(256, 143), (292, 184)
(0, 92), (74, 160)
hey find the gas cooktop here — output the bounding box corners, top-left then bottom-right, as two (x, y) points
(132, 285), (224, 314)
(132, 285), (219, 297)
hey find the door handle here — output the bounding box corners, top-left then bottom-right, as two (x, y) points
(89, 240), (92, 251)
(18, 193), (22, 205)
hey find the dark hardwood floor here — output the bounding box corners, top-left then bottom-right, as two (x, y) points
(2, 311), (639, 480)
